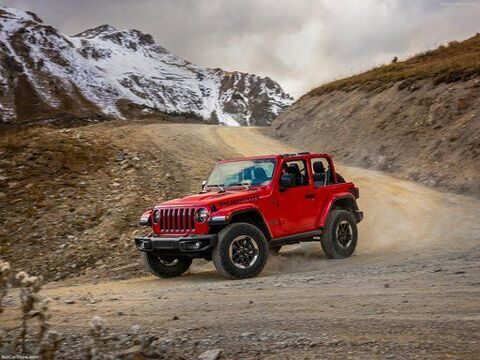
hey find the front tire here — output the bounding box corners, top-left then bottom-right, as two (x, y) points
(142, 252), (192, 278)
(320, 210), (357, 259)
(213, 222), (268, 279)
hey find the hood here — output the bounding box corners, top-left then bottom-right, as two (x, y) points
(157, 188), (261, 208)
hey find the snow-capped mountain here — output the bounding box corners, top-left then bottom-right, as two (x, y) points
(0, 7), (293, 126)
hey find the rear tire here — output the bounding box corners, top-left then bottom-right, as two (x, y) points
(320, 210), (357, 259)
(142, 252), (192, 278)
(213, 222), (268, 279)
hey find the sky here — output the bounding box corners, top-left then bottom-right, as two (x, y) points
(2, 0), (479, 98)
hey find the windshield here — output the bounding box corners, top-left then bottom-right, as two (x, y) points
(206, 159), (276, 187)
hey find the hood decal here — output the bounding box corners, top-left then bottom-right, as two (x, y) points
(219, 195), (259, 207)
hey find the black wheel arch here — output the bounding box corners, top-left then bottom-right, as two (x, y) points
(330, 196), (362, 223)
(212, 209), (272, 242)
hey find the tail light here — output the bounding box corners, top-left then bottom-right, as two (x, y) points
(349, 187), (360, 199)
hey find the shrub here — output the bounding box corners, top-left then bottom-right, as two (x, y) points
(0, 261), (185, 359)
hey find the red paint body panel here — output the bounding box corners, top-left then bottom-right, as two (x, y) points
(316, 191), (356, 227)
(142, 153), (361, 239)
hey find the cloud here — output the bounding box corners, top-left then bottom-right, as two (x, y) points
(3, 0), (479, 97)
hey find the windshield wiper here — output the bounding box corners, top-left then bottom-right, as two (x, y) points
(228, 183), (251, 190)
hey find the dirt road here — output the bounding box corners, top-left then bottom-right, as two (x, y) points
(3, 124), (480, 359)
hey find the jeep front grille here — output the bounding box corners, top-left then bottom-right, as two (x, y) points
(158, 207), (196, 233)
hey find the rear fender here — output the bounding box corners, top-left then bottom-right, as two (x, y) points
(317, 193), (358, 228)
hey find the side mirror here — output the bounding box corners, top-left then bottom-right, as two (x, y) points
(201, 180), (206, 190)
(280, 173), (295, 190)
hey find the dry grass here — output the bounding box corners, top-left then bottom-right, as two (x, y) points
(0, 260), (55, 356)
(0, 260), (185, 359)
(306, 33), (480, 97)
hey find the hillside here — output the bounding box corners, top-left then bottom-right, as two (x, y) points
(307, 34), (480, 96)
(1, 124), (479, 359)
(0, 121), (237, 282)
(271, 34), (480, 197)
(0, 7), (292, 126)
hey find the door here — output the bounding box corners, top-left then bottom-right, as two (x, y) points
(276, 159), (317, 236)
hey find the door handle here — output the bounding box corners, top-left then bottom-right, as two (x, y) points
(305, 194), (315, 199)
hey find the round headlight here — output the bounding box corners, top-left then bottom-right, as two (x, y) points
(195, 208), (208, 223)
(153, 210), (160, 223)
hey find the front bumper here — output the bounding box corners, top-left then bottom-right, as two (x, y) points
(134, 234), (217, 253)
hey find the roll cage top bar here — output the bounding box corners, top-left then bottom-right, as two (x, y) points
(281, 152), (310, 157)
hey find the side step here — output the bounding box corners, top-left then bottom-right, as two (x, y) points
(270, 230), (322, 247)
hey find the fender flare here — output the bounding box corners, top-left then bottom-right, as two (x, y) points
(208, 204), (273, 239)
(317, 193), (357, 228)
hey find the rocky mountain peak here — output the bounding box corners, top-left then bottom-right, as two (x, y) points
(0, 7), (293, 125)
(74, 24), (118, 38)
(0, 7), (42, 24)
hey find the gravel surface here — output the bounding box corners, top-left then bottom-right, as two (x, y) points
(1, 124), (479, 359)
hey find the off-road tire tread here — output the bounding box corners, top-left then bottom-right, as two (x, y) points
(321, 209), (357, 259)
(142, 253), (192, 278)
(213, 222), (268, 279)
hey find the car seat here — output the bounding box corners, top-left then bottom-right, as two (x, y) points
(313, 161), (327, 187)
(252, 167), (268, 185)
(287, 163), (304, 186)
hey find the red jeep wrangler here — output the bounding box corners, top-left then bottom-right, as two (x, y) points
(135, 152), (363, 279)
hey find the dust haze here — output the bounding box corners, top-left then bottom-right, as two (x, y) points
(191, 127), (480, 276)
